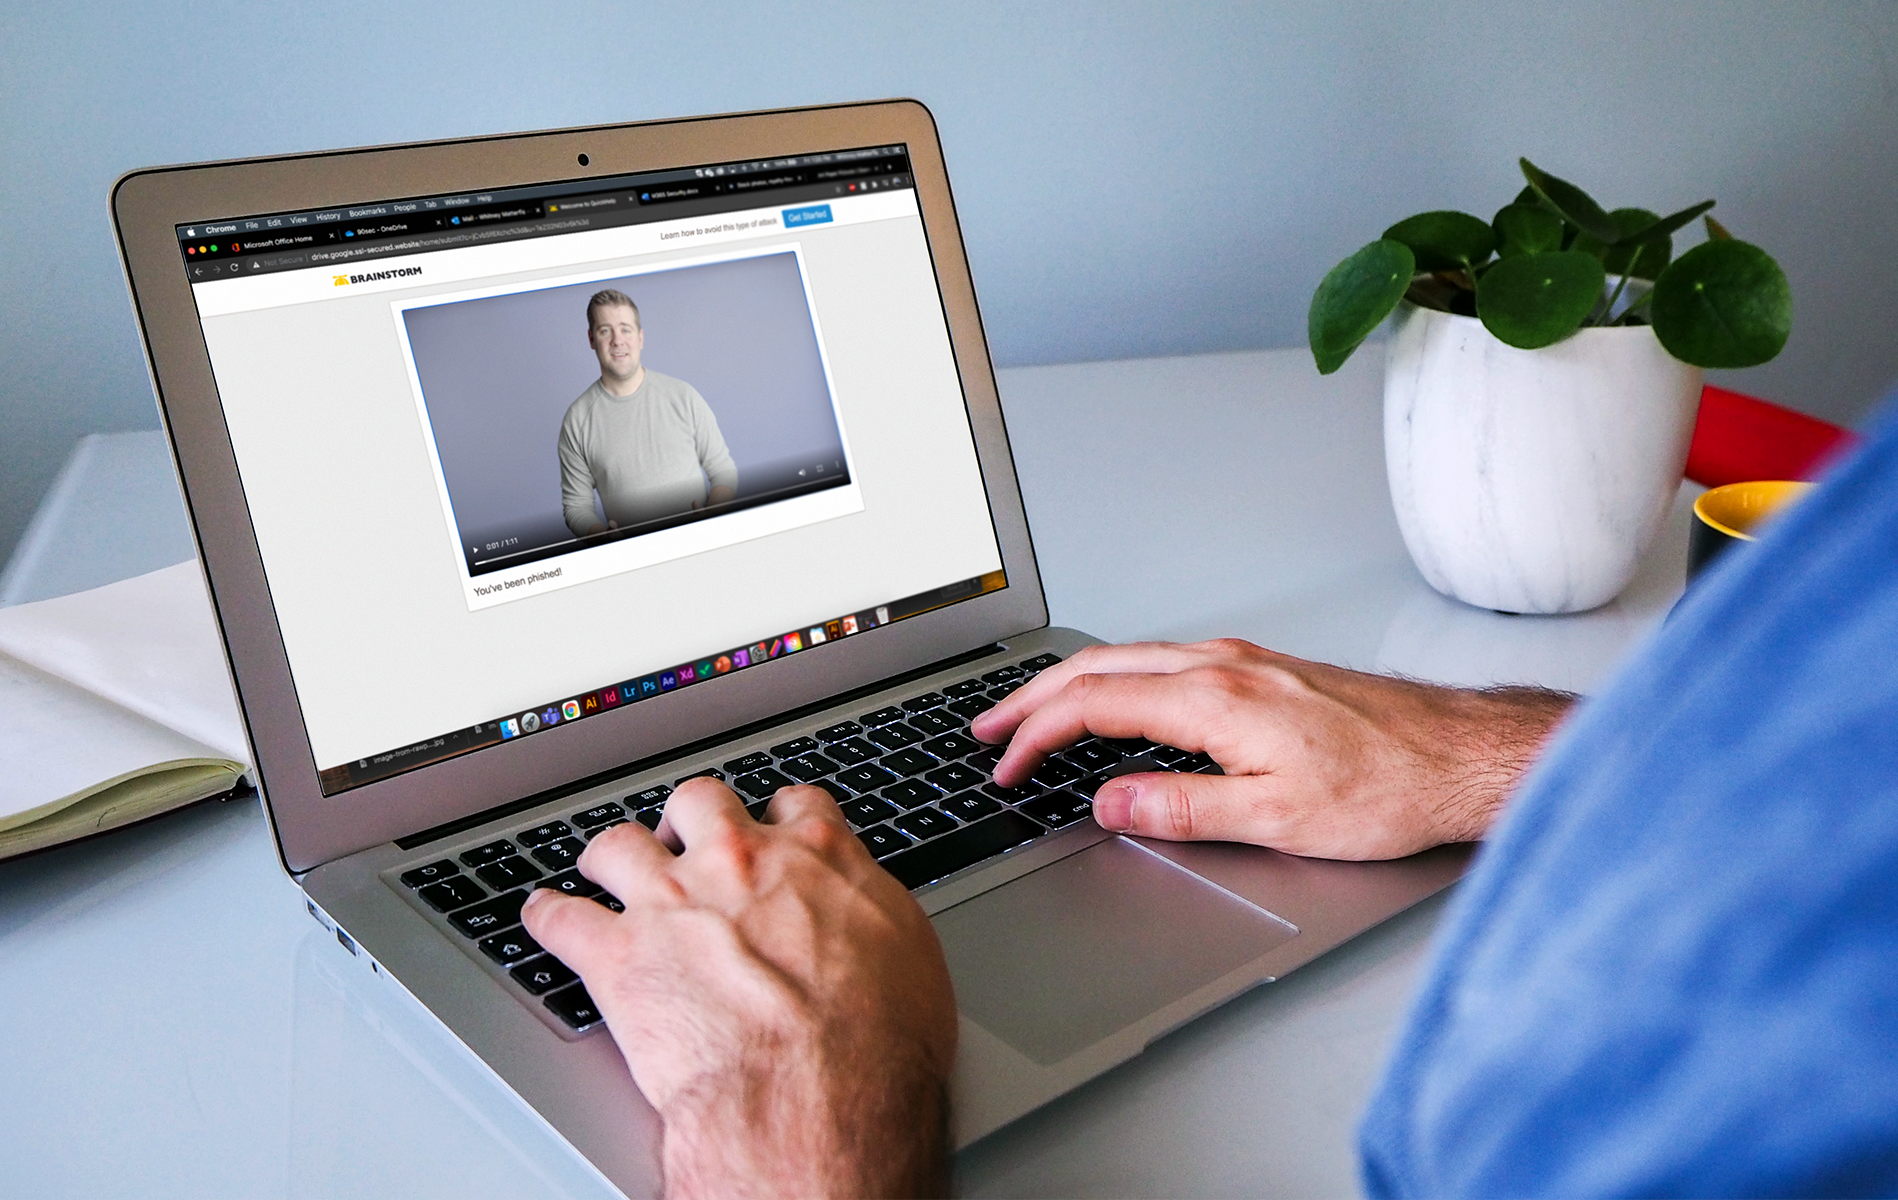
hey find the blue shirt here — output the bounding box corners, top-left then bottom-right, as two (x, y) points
(1359, 397), (1898, 1197)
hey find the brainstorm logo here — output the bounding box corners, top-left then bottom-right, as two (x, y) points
(331, 266), (423, 287)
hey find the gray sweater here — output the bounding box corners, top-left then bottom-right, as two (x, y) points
(557, 370), (738, 536)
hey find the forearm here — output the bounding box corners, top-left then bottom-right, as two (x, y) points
(1420, 683), (1576, 843)
(660, 1056), (949, 1200)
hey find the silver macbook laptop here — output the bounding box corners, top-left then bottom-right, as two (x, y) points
(111, 100), (1468, 1195)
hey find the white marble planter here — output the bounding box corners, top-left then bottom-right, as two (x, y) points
(1384, 304), (1700, 614)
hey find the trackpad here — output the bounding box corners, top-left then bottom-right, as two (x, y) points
(933, 837), (1297, 1065)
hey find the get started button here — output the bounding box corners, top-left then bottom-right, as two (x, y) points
(782, 204), (834, 228)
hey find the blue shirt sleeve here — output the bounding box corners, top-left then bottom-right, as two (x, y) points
(1358, 395), (1898, 1198)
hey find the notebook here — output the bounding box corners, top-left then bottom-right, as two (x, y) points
(0, 562), (246, 860)
(111, 100), (1467, 1194)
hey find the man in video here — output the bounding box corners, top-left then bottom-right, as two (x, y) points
(559, 288), (738, 538)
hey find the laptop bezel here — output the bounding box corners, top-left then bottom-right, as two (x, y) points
(110, 99), (1049, 874)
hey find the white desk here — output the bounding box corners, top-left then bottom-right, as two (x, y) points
(0, 347), (1695, 1198)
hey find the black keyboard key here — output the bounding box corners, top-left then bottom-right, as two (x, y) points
(981, 666), (1024, 685)
(745, 799), (770, 820)
(947, 694), (996, 720)
(570, 802), (625, 829)
(627, 784), (671, 809)
(1062, 742), (1123, 773)
(633, 808), (663, 830)
(841, 797), (899, 827)
(544, 983), (603, 1029)
(770, 737), (820, 759)
(417, 875), (486, 912)
(512, 955), (578, 995)
(965, 745), (1005, 773)
(539, 869), (599, 898)
(867, 723), (925, 752)
(1104, 736), (1157, 756)
(815, 721), (862, 743)
(892, 807), (958, 841)
(922, 732), (981, 761)
(735, 767), (795, 799)
(825, 736), (878, 766)
(448, 891), (527, 937)
(858, 706), (904, 727)
(943, 678), (987, 699)
(982, 780), (1042, 805)
(519, 821), (572, 847)
(1021, 790), (1096, 829)
(856, 824), (913, 859)
(1031, 758), (1084, 788)
(598, 894), (625, 913)
(476, 856), (543, 890)
(883, 747), (940, 777)
(586, 818), (628, 839)
(400, 860), (459, 888)
(881, 811), (1044, 889)
(925, 762), (985, 793)
(478, 928), (543, 967)
(907, 709), (960, 737)
(988, 680), (1022, 700)
(901, 692), (945, 713)
(1149, 745), (1193, 767)
(1182, 751), (1222, 773)
(460, 840), (514, 868)
(531, 837), (585, 869)
(1019, 652), (1063, 672)
(883, 779), (944, 809)
(782, 752), (839, 782)
(941, 791), (1003, 822)
(676, 768), (725, 785)
(724, 751), (774, 775)
(834, 763), (900, 794)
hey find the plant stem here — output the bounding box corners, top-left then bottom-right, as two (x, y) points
(1611, 288), (1654, 326)
(1597, 269), (1632, 328)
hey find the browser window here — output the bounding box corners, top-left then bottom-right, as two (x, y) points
(182, 147), (1006, 794)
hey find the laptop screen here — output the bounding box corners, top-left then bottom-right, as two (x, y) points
(178, 145), (1006, 796)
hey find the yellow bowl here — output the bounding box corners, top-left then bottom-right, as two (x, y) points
(1688, 480), (1815, 581)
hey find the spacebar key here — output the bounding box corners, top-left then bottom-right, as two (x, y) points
(882, 811), (1044, 890)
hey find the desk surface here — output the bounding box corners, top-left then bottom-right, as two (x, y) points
(0, 346), (1694, 1198)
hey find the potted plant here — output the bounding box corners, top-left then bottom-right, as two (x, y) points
(1309, 159), (1792, 614)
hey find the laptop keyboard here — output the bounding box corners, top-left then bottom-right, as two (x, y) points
(391, 650), (1221, 1032)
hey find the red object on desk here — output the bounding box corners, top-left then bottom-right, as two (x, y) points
(1685, 385), (1858, 488)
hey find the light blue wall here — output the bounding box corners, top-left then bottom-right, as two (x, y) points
(4, 0), (1897, 563)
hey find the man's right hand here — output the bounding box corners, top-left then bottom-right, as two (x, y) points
(973, 639), (1574, 860)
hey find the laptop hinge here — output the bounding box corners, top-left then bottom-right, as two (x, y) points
(394, 642), (1011, 851)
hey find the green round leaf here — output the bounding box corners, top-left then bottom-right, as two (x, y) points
(1603, 208), (1673, 279)
(1309, 239), (1415, 374)
(1518, 158), (1621, 244)
(1650, 239), (1791, 368)
(1383, 211), (1496, 273)
(1493, 203), (1565, 258)
(1572, 208), (1674, 279)
(1474, 250), (1606, 349)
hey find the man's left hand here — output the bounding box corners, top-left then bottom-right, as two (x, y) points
(521, 779), (956, 1198)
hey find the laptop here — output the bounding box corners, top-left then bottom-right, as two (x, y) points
(111, 100), (1468, 1194)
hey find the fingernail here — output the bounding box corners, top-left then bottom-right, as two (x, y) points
(522, 887), (548, 909)
(1095, 782), (1136, 832)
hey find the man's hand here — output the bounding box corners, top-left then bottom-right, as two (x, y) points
(973, 639), (1573, 860)
(521, 778), (955, 1199)
(584, 519), (621, 536)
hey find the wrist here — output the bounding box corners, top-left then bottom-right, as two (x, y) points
(657, 1037), (950, 1200)
(1429, 685), (1575, 842)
